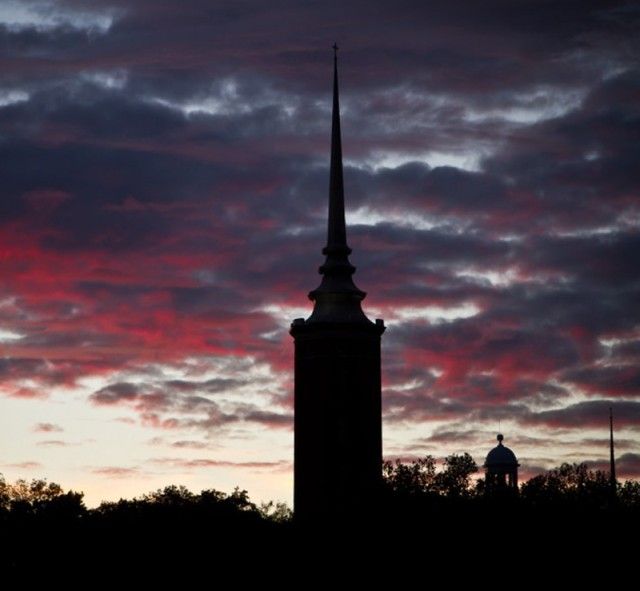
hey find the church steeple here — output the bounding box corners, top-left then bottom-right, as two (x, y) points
(290, 47), (385, 523)
(307, 44), (370, 324)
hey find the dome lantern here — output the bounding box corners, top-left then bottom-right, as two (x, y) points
(484, 434), (519, 492)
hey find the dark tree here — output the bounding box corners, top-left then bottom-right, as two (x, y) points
(435, 453), (478, 498)
(520, 462), (611, 509)
(383, 455), (437, 496)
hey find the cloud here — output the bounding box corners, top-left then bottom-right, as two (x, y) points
(88, 372), (291, 434)
(242, 410), (292, 429)
(4, 386), (47, 399)
(90, 382), (146, 405)
(0, 0), (638, 501)
(524, 400), (640, 429)
(585, 453), (640, 480)
(170, 440), (211, 450)
(150, 457), (290, 471)
(33, 422), (63, 433)
(92, 466), (141, 478)
(562, 365), (640, 397)
(618, 453), (640, 479)
(4, 461), (42, 470)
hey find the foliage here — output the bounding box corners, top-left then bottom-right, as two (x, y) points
(619, 480), (640, 508)
(383, 453), (478, 498)
(0, 460), (638, 572)
(259, 500), (294, 523)
(435, 453), (478, 497)
(383, 455), (437, 495)
(0, 474), (85, 518)
(520, 462), (612, 508)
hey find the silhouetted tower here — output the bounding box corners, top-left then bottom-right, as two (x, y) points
(609, 406), (617, 496)
(290, 45), (385, 522)
(484, 434), (519, 492)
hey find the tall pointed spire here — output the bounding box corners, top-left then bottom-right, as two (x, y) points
(326, 42), (348, 252)
(289, 45), (385, 524)
(609, 406), (617, 495)
(307, 45), (372, 325)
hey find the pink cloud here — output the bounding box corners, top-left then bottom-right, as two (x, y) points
(33, 422), (64, 433)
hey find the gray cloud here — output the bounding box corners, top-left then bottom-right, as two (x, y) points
(1, 0), (638, 486)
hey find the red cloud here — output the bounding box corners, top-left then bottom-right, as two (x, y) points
(0, 0), (638, 497)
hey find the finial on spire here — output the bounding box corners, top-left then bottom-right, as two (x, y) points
(333, 42), (339, 57)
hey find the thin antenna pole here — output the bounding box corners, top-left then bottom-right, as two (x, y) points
(610, 406), (616, 496)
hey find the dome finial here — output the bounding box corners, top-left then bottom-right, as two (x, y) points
(497, 433), (504, 444)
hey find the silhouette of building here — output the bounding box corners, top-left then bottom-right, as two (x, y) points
(609, 406), (617, 496)
(290, 46), (385, 522)
(484, 434), (519, 492)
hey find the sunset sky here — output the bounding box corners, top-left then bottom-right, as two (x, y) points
(1, 0), (639, 507)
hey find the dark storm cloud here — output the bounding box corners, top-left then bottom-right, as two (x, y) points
(384, 389), (472, 423)
(411, 428), (481, 447)
(483, 72), (640, 233)
(384, 394), (640, 435)
(0, 358), (49, 380)
(1, 0), (639, 472)
(580, 437), (638, 450)
(525, 400), (640, 429)
(89, 377), (291, 433)
(526, 232), (640, 289)
(344, 163), (511, 215)
(585, 453), (640, 479)
(91, 382), (141, 404)
(159, 407), (293, 432)
(0, 357), (109, 390)
(164, 377), (250, 393)
(609, 339), (640, 364)
(562, 365), (640, 396)
(60, 0), (637, 94)
(0, 23), (107, 70)
(0, 80), (309, 254)
(243, 410), (293, 429)
(618, 453), (640, 478)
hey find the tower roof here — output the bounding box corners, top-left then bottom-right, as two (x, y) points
(304, 46), (380, 328)
(326, 42), (348, 255)
(485, 434), (519, 467)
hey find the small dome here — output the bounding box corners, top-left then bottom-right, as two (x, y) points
(485, 434), (518, 467)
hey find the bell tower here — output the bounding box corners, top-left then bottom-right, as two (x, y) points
(290, 45), (385, 522)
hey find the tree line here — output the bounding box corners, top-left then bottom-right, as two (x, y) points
(2, 454), (639, 523)
(383, 453), (640, 508)
(1, 456), (638, 569)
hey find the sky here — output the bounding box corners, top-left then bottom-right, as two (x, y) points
(0, 0), (639, 507)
